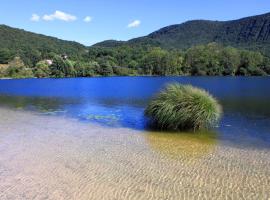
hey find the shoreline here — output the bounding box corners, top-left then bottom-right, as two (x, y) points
(0, 75), (270, 80)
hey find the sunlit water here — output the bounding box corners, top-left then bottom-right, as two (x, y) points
(0, 77), (270, 199)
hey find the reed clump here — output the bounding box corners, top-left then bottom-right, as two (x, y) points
(145, 83), (222, 131)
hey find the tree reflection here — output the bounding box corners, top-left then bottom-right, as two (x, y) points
(0, 95), (80, 114)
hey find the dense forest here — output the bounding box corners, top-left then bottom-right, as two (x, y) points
(1, 12), (270, 78)
(1, 42), (269, 78)
(96, 12), (270, 56)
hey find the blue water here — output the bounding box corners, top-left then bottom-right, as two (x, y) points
(0, 77), (269, 149)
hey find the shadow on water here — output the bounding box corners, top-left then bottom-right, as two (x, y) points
(143, 130), (218, 160)
(221, 97), (270, 117)
(0, 95), (80, 114)
(0, 94), (147, 129)
(219, 97), (270, 150)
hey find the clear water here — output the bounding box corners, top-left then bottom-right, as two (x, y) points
(0, 76), (269, 149)
(0, 77), (270, 199)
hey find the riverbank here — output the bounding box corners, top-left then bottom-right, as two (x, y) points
(0, 107), (269, 199)
(0, 77), (14, 80)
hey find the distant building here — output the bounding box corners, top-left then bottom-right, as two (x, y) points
(61, 54), (68, 60)
(45, 59), (53, 65)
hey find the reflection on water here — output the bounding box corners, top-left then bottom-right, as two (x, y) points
(144, 130), (218, 160)
(0, 95), (79, 114)
(221, 97), (270, 117)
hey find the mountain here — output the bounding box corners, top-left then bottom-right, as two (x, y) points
(0, 25), (87, 57)
(1, 17), (270, 78)
(94, 12), (270, 56)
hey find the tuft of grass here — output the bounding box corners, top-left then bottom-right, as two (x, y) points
(145, 83), (222, 131)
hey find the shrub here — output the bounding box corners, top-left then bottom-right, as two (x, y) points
(34, 61), (51, 78)
(145, 83), (222, 131)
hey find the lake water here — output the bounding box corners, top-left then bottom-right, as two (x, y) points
(0, 76), (269, 148)
(0, 77), (270, 199)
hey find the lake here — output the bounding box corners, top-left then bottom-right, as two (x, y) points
(0, 77), (270, 199)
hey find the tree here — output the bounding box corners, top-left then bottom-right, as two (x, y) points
(141, 48), (183, 75)
(5, 57), (34, 78)
(262, 57), (270, 74)
(128, 60), (138, 69)
(97, 60), (114, 76)
(34, 61), (51, 78)
(220, 47), (240, 75)
(0, 49), (13, 64)
(185, 45), (211, 75)
(20, 48), (42, 67)
(74, 61), (99, 77)
(236, 51), (264, 75)
(50, 56), (75, 77)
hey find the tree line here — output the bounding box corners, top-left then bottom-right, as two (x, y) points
(0, 42), (270, 78)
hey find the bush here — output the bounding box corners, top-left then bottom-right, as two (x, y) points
(34, 61), (51, 78)
(145, 83), (222, 131)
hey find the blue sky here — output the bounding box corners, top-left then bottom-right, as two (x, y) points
(1, 0), (270, 45)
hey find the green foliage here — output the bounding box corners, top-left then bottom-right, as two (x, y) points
(0, 22), (270, 78)
(95, 12), (270, 56)
(236, 51), (265, 76)
(185, 43), (227, 75)
(145, 84), (222, 131)
(0, 49), (14, 64)
(33, 61), (51, 78)
(0, 25), (86, 60)
(128, 60), (138, 69)
(50, 56), (75, 78)
(113, 66), (137, 76)
(141, 48), (183, 75)
(183, 43), (269, 76)
(262, 57), (270, 74)
(97, 60), (114, 76)
(220, 47), (240, 75)
(74, 61), (99, 77)
(5, 57), (34, 78)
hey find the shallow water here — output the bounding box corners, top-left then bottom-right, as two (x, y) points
(0, 77), (270, 199)
(0, 77), (269, 148)
(0, 108), (269, 199)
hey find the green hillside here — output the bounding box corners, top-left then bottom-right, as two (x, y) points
(1, 13), (270, 78)
(94, 12), (270, 56)
(0, 25), (87, 66)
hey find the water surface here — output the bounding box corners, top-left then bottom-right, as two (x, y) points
(0, 77), (269, 199)
(0, 77), (269, 148)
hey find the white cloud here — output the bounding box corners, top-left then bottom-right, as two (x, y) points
(127, 20), (141, 28)
(30, 14), (40, 22)
(84, 16), (92, 23)
(42, 10), (77, 22)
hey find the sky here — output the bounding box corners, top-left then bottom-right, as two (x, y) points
(1, 0), (270, 46)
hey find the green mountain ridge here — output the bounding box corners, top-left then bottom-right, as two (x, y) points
(1, 12), (270, 56)
(94, 12), (270, 56)
(0, 25), (87, 61)
(0, 24), (86, 49)
(1, 12), (270, 78)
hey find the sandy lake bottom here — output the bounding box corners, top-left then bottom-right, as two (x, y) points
(0, 108), (269, 200)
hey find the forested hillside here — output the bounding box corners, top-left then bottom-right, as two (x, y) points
(0, 25), (87, 66)
(95, 12), (270, 56)
(1, 12), (270, 78)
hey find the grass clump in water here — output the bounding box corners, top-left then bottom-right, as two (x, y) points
(145, 83), (222, 131)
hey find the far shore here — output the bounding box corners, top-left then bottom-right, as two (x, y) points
(0, 77), (15, 80)
(0, 74), (269, 80)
